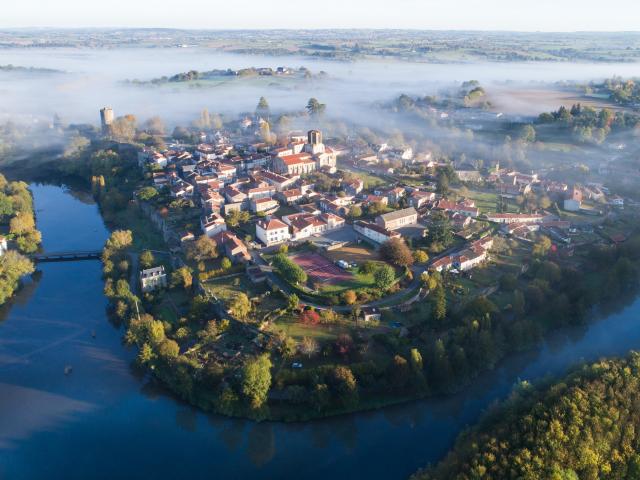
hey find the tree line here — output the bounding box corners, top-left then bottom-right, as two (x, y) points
(413, 352), (640, 480)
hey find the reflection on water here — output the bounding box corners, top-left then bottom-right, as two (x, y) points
(0, 383), (94, 449)
(247, 423), (275, 467)
(2, 184), (640, 480)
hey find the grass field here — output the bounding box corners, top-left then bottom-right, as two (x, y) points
(269, 312), (352, 341)
(339, 165), (388, 189)
(204, 274), (262, 303)
(454, 188), (522, 214)
(324, 244), (378, 264)
(109, 204), (166, 251)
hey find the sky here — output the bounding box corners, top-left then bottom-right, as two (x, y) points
(2, 0), (640, 31)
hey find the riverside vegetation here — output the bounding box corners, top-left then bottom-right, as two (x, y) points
(0, 173), (40, 305)
(413, 352), (640, 480)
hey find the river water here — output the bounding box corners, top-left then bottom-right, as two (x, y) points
(1, 184), (640, 479)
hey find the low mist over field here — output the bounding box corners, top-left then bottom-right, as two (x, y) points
(1, 46), (640, 127)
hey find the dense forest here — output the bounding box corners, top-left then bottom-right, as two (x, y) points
(413, 353), (640, 480)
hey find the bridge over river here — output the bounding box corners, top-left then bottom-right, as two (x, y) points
(31, 250), (102, 263)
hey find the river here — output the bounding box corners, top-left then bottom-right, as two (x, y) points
(1, 184), (640, 479)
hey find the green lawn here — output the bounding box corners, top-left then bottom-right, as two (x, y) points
(340, 165), (388, 189)
(155, 304), (178, 324)
(109, 204), (166, 251)
(203, 274), (283, 320)
(269, 312), (352, 341)
(204, 274), (259, 303)
(452, 188), (520, 214)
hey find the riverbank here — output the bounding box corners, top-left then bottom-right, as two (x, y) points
(0, 173), (42, 306)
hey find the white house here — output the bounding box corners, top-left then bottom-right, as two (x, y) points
(256, 218), (291, 246)
(200, 213), (227, 238)
(140, 266), (167, 292)
(354, 221), (401, 244)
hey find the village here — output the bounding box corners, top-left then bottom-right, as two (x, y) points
(102, 101), (637, 388)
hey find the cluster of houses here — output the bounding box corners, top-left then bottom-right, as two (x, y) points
(131, 111), (631, 292)
(136, 128), (351, 260)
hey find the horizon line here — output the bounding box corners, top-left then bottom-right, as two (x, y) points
(1, 26), (640, 34)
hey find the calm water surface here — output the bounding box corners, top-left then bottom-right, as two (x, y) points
(1, 184), (640, 479)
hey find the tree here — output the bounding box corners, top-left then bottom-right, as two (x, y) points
(431, 284), (447, 324)
(260, 121), (275, 145)
(426, 210), (453, 247)
(211, 113), (223, 130)
(538, 195), (552, 210)
(374, 264), (396, 290)
(390, 355), (410, 389)
(410, 348), (423, 374)
(230, 293), (252, 320)
(299, 337), (319, 358)
(144, 116), (165, 135)
(105, 230), (133, 251)
(0, 192), (13, 218)
(172, 126), (190, 141)
(380, 238), (414, 267)
(0, 250), (35, 305)
(109, 114), (137, 142)
(306, 98), (326, 117)
(272, 253), (307, 284)
(519, 124), (536, 143)
(15, 230), (41, 254)
(187, 235), (218, 262)
(287, 293), (299, 311)
(241, 354), (272, 409)
(171, 266), (193, 290)
(348, 205), (363, 219)
(138, 186), (158, 201)
(139, 250), (155, 269)
(532, 235), (552, 258)
(329, 365), (358, 407)
(137, 343), (156, 365)
(256, 97), (270, 118)
(220, 257), (232, 271)
(157, 339), (179, 359)
(9, 212), (35, 235)
(195, 109), (211, 130)
(413, 250), (429, 263)
(342, 290), (357, 305)
(436, 172), (449, 195)
(279, 335), (297, 359)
